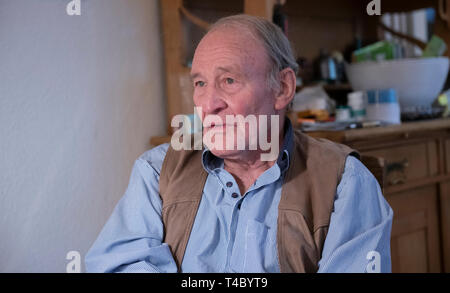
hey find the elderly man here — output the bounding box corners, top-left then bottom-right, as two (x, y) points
(85, 15), (393, 273)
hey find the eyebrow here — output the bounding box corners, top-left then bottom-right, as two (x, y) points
(190, 66), (241, 80)
(190, 72), (201, 80)
(217, 66), (236, 74)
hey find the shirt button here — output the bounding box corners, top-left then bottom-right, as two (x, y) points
(232, 193), (239, 198)
(226, 182), (233, 188)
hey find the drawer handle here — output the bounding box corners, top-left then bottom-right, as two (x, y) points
(386, 159), (409, 185)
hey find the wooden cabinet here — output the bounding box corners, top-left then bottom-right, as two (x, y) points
(309, 119), (450, 272)
(388, 185), (441, 273)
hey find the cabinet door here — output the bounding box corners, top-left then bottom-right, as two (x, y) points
(386, 185), (442, 273)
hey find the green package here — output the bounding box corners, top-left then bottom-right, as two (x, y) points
(353, 41), (396, 62)
(422, 35), (447, 58)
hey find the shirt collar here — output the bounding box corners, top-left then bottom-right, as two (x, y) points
(277, 118), (293, 174)
(201, 118), (294, 175)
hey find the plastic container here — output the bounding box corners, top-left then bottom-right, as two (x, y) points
(335, 106), (352, 121)
(347, 91), (367, 122)
(366, 89), (401, 124)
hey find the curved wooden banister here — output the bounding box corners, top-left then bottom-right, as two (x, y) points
(378, 20), (427, 50)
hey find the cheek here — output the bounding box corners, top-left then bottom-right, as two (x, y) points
(235, 87), (274, 116)
(227, 97), (249, 115)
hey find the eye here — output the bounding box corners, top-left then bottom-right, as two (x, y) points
(225, 78), (235, 85)
(195, 81), (205, 87)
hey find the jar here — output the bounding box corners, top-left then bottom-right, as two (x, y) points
(366, 89), (401, 124)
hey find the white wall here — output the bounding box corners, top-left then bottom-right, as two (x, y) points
(0, 0), (166, 272)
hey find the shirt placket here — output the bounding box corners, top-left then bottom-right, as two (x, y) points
(213, 169), (245, 272)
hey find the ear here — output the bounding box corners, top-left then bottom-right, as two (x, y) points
(274, 67), (296, 111)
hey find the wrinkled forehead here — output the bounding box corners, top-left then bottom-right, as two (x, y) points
(192, 26), (270, 74)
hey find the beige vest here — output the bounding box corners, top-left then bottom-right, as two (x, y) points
(159, 130), (359, 272)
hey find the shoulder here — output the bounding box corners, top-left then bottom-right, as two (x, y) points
(136, 143), (170, 176)
(336, 155), (391, 217)
(340, 155), (377, 186)
(337, 155), (376, 193)
(295, 131), (358, 162)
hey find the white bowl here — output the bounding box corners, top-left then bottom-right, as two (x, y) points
(345, 57), (449, 110)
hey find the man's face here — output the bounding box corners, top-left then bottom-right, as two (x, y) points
(191, 27), (277, 159)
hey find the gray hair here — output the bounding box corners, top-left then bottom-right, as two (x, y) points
(208, 14), (298, 92)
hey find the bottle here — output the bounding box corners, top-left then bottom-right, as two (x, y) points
(318, 49), (337, 84)
(331, 51), (346, 83)
(347, 91), (367, 122)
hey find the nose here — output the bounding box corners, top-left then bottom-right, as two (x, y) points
(200, 87), (227, 116)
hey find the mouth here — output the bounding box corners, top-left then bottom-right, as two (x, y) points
(204, 121), (219, 128)
(204, 123), (236, 130)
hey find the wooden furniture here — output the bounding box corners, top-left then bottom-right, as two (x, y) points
(308, 118), (450, 273)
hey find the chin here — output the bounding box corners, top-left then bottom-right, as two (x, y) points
(207, 148), (243, 160)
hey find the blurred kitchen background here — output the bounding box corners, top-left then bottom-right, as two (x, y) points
(1, 0), (450, 273)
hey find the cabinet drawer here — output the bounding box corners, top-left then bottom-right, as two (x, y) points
(362, 141), (438, 187)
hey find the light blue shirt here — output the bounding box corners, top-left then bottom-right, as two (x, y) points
(85, 124), (393, 273)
